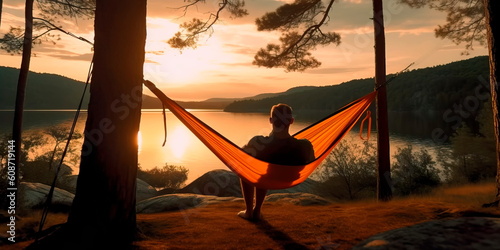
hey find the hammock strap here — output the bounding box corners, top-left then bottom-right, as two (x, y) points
(359, 110), (372, 140)
(162, 103), (167, 147)
(37, 55), (93, 241)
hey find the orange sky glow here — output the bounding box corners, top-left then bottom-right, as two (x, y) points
(0, 0), (488, 101)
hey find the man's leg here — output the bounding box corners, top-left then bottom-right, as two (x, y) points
(253, 187), (267, 220)
(238, 179), (254, 219)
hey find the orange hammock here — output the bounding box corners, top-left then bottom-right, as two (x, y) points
(144, 80), (377, 190)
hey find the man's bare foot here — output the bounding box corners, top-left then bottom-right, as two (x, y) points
(237, 210), (252, 220)
(252, 210), (263, 221)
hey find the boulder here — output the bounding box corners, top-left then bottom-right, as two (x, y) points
(58, 174), (78, 193)
(57, 175), (158, 201)
(19, 182), (74, 211)
(136, 178), (159, 201)
(179, 169), (242, 197)
(179, 169), (322, 197)
(353, 217), (500, 249)
(136, 194), (242, 214)
(268, 178), (321, 195)
(265, 193), (331, 206)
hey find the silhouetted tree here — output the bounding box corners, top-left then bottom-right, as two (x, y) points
(171, 0), (392, 201)
(400, 0), (500, 207)
(0, 0), (3, 27)
(167, 0), (248, 49)
(10, 0), (35, 220)
(253, 0), (339, 72)
(63, 0), (146, 247)
(1, 0), (94, 223)
(400, 0), (485, 54)
(43, 125), (82, 168)
(0, 1), (94, 53)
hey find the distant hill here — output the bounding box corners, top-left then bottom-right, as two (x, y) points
(0, 67), (316, 110)
(0, 67), (230, 110)
(224, 56), (490, 115)
(0, 67), (92, 110)
(203, 86), (319, 103)
(1, 56), (490, 112)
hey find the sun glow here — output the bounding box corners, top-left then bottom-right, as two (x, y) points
(143, 18), (227, 87)
(137, 131), (143, 153)
(167, 125), (191, 159)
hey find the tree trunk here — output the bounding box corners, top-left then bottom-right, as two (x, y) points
(1, 0), (3, 27)
(373, 0), (392, 201)
(65, 0), (147, 246)
(483, 0), (500, 207)
(12, 0), (33, 208)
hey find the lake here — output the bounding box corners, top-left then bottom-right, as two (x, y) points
(0, 109), (450, 184)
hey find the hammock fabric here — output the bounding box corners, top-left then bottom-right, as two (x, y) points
(144, 80), (377, 190)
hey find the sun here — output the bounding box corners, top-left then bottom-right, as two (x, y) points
(143, 18), (226, 86)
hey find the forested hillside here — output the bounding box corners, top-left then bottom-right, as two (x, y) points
(0, 67), (226, 109)
(0, 67), (91, 110)
(1, 56), (489, 112)
(225, 56), (489, 114)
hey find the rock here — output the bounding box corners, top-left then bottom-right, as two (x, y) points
(136, 178), (159, 201)
(58, 175), (78, 193)
(268, 178), (321, 195)
(57, 175), (158, 201)
(353, 217), (500, 250)
(265, 193), (331, 206)
(157, 187), (177, 196)
(179, 169), (322, 198)
(179, 169), (242, 197)
(136, 194), (242, 213)
(19, 182), (75, 211)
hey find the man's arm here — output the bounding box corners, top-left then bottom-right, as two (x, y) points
(242, 135), (267, 157)
(300, 139), (315, 163)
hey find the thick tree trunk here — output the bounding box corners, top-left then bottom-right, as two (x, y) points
(373, 0), (392, 201)
(483, 0), (500, 207)
(65, 0), (147, 246)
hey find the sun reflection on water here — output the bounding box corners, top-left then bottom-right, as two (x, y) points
(167, 125), (190, 159)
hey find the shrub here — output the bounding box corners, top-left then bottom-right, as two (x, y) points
(440, 103), (496, 184)
(21, 160), (73, 186)
(0, 127), (81, 207)
(317, 141), (377, 200)
(392, 145), (441, 195)
(137, 164), (189, 189)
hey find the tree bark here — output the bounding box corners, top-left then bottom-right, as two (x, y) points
(65, 0), (147, 246)
(1, 0), (3, 27)
(373, 0), (392, 201)
(483, 0), (500, 207)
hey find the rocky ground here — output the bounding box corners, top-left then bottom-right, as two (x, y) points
(2, 172), (499, 249)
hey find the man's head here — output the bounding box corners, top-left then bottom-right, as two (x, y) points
(270, 103), (294, 128)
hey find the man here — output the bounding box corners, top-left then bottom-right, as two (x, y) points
(239, 103), (315, 221)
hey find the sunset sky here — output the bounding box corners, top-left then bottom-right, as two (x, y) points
(0, 0), (488, 101)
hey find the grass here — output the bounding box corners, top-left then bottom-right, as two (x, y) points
(1, 182), (499, 249)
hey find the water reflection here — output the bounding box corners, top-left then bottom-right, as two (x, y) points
(0, 109), (451, 185)
(167, 126), (190, 159)
(0, 110), (86, 134)
(137, 110), (283, 182)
